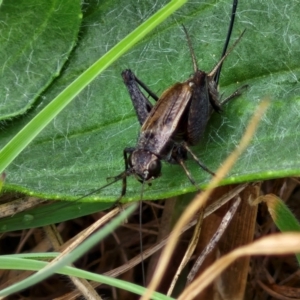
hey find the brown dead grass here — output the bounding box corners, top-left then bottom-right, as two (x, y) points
(1, 177), (300, 299)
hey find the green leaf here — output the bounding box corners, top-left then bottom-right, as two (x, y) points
(0, 0), (186, 182)
(0, 173), (4, 193)
(0, 250), (172, 299)
(0, 0), (82, 119)
(1, 0), (300, 205)
(0, 0), (187, 232)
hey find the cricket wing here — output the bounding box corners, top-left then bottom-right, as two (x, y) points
(140, 82), (192, 153)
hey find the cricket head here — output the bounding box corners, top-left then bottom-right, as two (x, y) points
(129, 149), (161, 182)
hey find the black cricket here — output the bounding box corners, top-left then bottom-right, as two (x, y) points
(107, 0), (245, 200)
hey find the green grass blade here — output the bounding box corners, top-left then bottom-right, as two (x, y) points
(0, 203), (137, 297)
(260, 194), (300, 264)
(0, 0), (187, 174)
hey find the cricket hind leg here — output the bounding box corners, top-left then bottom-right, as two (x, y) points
(208, 80), (248, 112)
(122, 69), (159, 126)
(134, 74), (159, 102)
(122, 70), (153, 126)
(208, 80), (222, 113)
(220, 84), (249, 107)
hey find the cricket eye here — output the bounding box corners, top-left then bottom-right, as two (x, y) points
(147, 159), (161, 178)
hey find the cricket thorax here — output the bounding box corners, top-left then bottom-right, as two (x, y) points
(129, 149), (162, 181)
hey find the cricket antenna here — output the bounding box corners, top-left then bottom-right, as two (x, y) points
(214, 0), (238, 85)
(76, 171), (127, 203)
(182, 25), (198, 73)
(139, 180), (146, 286)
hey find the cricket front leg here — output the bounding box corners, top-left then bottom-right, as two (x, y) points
(106, 147), (135, 202)
(119, 147), (136, 199)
